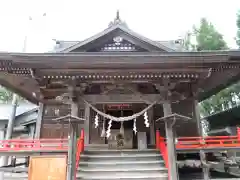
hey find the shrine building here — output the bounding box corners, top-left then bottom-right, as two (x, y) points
(0, 11), (239, 180)
(0, 12), (239, 148)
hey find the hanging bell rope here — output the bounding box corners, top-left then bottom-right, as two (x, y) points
(82, 99), (156, 122)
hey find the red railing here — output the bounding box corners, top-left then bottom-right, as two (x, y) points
(75, 129), (84, 180)
(155, 129), (240, 180)
(176, 127), (240, 149)
(0, 128), (239, 153)
(176, 135), (240, 149)
(156, 130), (169, 167)
(156, 130), (169, 179)
(156, 135), (240, 150)
(0, 139), (68, 151)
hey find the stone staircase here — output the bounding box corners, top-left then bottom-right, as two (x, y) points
(77, 149), (168, 180)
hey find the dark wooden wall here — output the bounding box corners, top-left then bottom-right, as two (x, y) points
(172, 100), (198, 137)
(40, 104), (84, 139)
(39, 100), (198, 139)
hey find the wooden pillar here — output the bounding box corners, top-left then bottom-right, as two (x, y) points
(34, 103), (45, 139)
(84, 103), (90, 145)
(163, 101), (179, 180)
(0, 128), (5, 180)
(29, 125), (36, 138)
(193, 99), (210, 180)
(3, 94), (18, 166)
(5, 94), (17, 140)
(67, 123), (77, 180)
(149, 107), (155, 146)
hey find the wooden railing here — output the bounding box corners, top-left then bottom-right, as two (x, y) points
(156, 130), (169, 179)
(0, 139), (68, 151)
(156, 135), (240, 150)
(156, 128), (240, 180)
(156, 128), (240, 150)
(176, 135), (240, 149)
(0, 136), (239, 152)
(0, 129), (239, 153)
(75, 129), (84, 180)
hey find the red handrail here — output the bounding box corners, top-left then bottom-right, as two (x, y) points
(75, 129), (84, 180)
(0, 139), (68, 151)
(0, 131), (240, 153)
(155, 130), (240, 180)
(156, 130), (169, 179)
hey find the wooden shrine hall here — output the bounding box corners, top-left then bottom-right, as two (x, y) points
(0, 12), (240, 180)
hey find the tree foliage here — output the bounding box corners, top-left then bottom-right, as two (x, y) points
(237, 10), (240, 48)
(193, 18), (228, 51)
(0, 86), (25, 104)
(185, 18), (240, 117)
(0, 87), (14, 103)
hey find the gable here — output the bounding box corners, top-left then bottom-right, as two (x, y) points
(89, 36), (147, 52)
(71, 28), (151, 52)
(58, 13), (175, 53)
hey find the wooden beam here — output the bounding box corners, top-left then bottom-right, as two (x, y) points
(42, 94), (163, 104)
(34, 103), (45, 138)
(84, 94), (162, 104)
(0, 78), (38, 104)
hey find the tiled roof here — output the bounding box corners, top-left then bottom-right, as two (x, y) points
(0, 103), (37, 120)
(51, 39), (184, 53)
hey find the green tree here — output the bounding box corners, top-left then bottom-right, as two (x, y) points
(0, 86), (14, 103)
(237, 10), (240, 48)
(0, 86), (25, 104)
(187, 18), (236, 117)
(193, 18), (228, 51)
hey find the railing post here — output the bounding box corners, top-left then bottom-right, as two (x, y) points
(156, 130), (160, 149)
(237, 127), (240, 141)
(80, 129), (84, 152)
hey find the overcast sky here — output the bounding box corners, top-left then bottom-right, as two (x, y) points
(0, 0), (239, 53)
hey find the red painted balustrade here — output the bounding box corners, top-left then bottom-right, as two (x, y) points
(0, 128), (240, 152)
(0, 130), (85, 180)
(176, 135), (240, 149)
(156, 128), (240, 180)
(75, 129), (84, 180)
(0, 139), (68, 151)
(156, 127), (240, 150)
(156, 130), (169, 179)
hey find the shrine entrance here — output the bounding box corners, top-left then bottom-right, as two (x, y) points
(102, 104), (137, 149)
(105, 109), (138, 149)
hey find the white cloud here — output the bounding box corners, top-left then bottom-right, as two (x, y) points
(0, 0), (238, 52)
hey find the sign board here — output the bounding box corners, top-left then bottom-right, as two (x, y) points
(28, 155), (67, 180)
(106, 103), (132, 110)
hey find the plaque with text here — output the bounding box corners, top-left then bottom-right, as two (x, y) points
(29, 155), (67, 180)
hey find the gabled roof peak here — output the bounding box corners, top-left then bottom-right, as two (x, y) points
(108, 10), (128, 28)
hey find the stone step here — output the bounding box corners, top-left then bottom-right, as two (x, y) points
(79, 159), (164, 165)
(1, 172), (164, 180)
(80, 155), (163, 162)
(78, 166), (167, 172)
(84, 149), (159, 156)
(78, 178), (166, 180)
(79, 160), (165, 170)
(81, 152), (162, 158)
(79, 165), (165, 171)
(78, 171), (168, 179)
